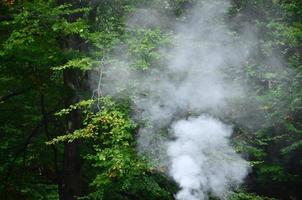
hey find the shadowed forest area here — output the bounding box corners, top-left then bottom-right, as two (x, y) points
(0, 0), (302, 200)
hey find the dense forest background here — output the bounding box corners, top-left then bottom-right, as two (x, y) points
(1, 0), (302, 199)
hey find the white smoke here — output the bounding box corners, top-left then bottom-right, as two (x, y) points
(168, 116), (249, 200)
(88, 0), (275, 199)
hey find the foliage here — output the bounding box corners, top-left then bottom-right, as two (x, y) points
(230, 191), (276, 200)
(48, 97), (176, 199)
(0, 0), (302, 199)
(230, 1), (302, 199)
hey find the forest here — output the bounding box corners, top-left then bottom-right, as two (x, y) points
(0, 0), (302, 200)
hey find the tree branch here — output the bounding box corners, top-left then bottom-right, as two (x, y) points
(0, 88), (31, 103)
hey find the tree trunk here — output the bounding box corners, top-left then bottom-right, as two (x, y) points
(56, 0), (92, 198)
(61, 141), (82, 200)
(61, 69), (84, 200)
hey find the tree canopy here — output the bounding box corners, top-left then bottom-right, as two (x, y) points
(0, 0), (301, 199)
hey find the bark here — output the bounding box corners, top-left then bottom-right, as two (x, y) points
(61, 68), (85, 200)
(57, 0), (94, 198)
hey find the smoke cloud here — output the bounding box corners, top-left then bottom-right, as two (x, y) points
(88, 0), (288, 199)
(168, 116), (248, 200)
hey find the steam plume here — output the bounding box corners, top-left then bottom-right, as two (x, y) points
(168, 116), (248, 200)
(88, 0), (285, 199)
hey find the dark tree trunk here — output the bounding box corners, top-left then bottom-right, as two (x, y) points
(56, 0), (94, 198)
(61, 69), (84, 200)
(61, 141), (82, 200)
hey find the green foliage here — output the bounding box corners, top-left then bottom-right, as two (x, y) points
(230, 191), (276, 200)
(48, 97), (176, 199)
(1, 0), (302, 199)
(0, 0), (97, 198)
(125, 28), (172, 70)
(229, 1), (302, 199)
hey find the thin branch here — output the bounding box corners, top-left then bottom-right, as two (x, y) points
(2, 108), (59, 184)
(2, 121), (44, 184)
(0, 88), (31, 103)
(91, 57), (105, 111)
(40, 93), (61, 183)
(96, 65), (103, 111)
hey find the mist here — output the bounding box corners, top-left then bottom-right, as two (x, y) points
(89, 0), (286, 199)
(168, 116), (248, 200)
